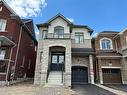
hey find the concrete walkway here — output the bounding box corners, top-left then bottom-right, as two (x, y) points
(95, 84), (127, 95)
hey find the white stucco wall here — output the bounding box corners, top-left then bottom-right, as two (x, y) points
(48, 17), (70, 34)
(72, 28), (91, 39)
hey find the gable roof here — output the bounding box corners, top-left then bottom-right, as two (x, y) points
(0, 0), (18, 15)
(37, 13), (93, 35)
(0, 0), (38, 45)
(46, 13), (73, 25)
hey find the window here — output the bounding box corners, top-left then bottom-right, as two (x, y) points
(126, 36), (127, 43)
(0, 50), (6, 60)
(52, 55), (58, 64)
(21, 56), (25, 67)
(42, 30), (47, 39)
(100, 38), (112, 49)
(75, 32), (84, 44)
(54, 26), (64, 38)
(0, 19), (7, 31)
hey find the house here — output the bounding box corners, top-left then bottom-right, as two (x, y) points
(0, 0), (37, 85)
(34, 14), (94, 86)
(114, 29), (127, 84)
(93, 31), (127, 84)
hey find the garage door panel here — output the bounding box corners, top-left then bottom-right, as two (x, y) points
(72, 67), (88, 84)
(102, 69), (122, 84)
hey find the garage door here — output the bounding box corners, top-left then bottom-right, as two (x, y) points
(102, 69), (122, 84)
(72, 66), (88, 84)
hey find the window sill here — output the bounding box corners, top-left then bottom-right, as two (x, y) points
(0, 30), (7, 32)
(0, 73), (6, 75)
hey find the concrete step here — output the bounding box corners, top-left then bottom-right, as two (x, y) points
(46, 71), (63, 87)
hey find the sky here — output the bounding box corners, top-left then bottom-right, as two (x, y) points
(4, 0), (127, 39)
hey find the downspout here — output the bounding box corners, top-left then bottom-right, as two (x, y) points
(12, 25), (23, 81)
(6, 43), (16, 85)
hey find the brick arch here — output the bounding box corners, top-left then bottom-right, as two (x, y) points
(49, 46), (66, 52)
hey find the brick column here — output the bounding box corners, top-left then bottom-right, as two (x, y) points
(64, 45), (71, 87)
(98, 58), (103, 84)
(122, 57), (127, 84)
(89, 55), (94, 84)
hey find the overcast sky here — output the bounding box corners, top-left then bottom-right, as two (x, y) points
(5, 0), (127, 39)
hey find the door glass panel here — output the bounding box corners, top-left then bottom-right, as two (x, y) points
(52, 55), (57, 64)
(59, 55), (64, 64)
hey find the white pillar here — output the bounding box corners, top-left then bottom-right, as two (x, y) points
(89, 55), (94, 84)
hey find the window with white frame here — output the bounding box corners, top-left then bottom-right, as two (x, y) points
(100, 38), (113, 50)
(0, 19), (7, 31)
(75, 32), (84, 44)
(0, 49), (6, 60)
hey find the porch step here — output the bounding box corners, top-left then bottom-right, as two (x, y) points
(46, 71), (63, 87)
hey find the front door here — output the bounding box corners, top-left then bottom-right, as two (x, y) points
(51, 52), (64, 71)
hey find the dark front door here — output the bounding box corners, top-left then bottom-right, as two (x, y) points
(72, 66), (88, 84)
(51, 53), (64, 71)
(102, 68), (122, 84)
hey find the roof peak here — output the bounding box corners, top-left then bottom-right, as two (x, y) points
(46, 13), (73, 24)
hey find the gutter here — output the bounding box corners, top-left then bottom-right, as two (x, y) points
(5, 43), (16, 85)
(12, 25), (23, 81)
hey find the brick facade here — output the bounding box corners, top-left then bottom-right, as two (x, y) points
(0, 1), (37, 85)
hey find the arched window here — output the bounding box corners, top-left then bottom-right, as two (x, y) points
(54, 26), (64, 38)
(100, 38), (113, 49)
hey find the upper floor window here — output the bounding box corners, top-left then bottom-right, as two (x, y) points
(0, 49), (6, 60)
(54, 26), (64, 38)
(42, 30), (47, 39)
(100, 38), (113, 50)
(0, 19), (7, 31)
(75, 32), (84, 44)
(126, 36), (127, 43)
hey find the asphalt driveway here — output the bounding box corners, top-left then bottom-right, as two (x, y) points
(104, 84), (127, 93)
(72, 84), (115, 95)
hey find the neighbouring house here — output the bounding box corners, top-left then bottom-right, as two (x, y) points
(114, 29), (127, 84)
(34, 14), (94, 87)
(93, 31), (127, 84)
(0, 0), (37, 85)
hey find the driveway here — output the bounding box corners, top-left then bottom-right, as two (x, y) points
(104, 84), (127, 93)
(72, 84), (115, 95)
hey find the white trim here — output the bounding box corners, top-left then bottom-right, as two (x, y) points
(72, 64), (88, 67)
(100, 37), (113, 50)
(0, 0), (18, 15)
(96, 56), (122, 58)
(0, 36), (15, 45)
(101, 66), (121, 69)
(0, 73), (6, 75)
(123, 55), (127, 58)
